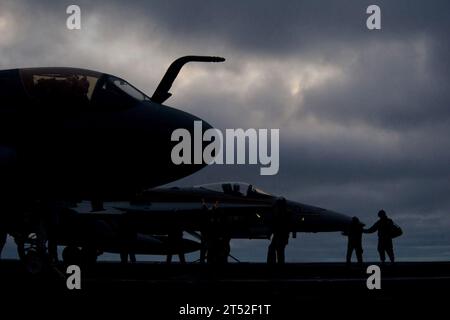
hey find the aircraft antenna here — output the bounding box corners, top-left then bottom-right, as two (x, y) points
(151, 55), (225, 104)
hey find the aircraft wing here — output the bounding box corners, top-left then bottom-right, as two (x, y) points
(71, 200), (273, 238)
(113, 201), (271, 214)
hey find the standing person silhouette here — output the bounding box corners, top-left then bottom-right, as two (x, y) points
(119, 213), (137, 264)
(267, 198), (290, 264)
(199, 199), (209, 263)
(0, 228), (6, 259)
(345, 217), (365, 265)
(166, 227), (186, 264)
(206, 201), (230, 264)
(365, 210), (395, 263)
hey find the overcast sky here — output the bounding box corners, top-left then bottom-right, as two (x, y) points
(1, 0), (449, 261)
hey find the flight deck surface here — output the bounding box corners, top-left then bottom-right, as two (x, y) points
(1, 260), (447, 317)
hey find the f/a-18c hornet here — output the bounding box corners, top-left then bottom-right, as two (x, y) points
(52, 182), (351, 265)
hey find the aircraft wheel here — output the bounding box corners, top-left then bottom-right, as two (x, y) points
(23, 249), (45, 274)
(15, 232), (49, 273)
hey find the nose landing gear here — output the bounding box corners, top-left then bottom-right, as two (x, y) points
(15, 232), (50, 274)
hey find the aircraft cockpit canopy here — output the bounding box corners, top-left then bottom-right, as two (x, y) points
(197, 182), (272, 198)
(107, 76), (150, 103)
(19, 68), (150, 109)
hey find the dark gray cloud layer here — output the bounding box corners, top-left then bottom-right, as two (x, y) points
(1, 0), (449, 261)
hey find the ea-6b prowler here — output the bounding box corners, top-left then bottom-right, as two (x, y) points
(0, 56), (225, 267)
(0, 55), (225, 200)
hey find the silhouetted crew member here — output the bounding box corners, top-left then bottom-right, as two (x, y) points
(167, 227), (186, 264)
(199, 199), (209, 263)
(119, 213), (137, 264)
(120, 252), (136, 264)
(217, 214), (231, 264)
(345, 217), (365, 264)
(0, 228), (6, 259)
(365, 210), (395, 263)
(45, 202), (61, 263)
(267, 198), (290, 264)
(206, 202), (230, 264)
(0, 203), (13, 260)
(90, 200), (105, 212)
(26, 201), (60, 263)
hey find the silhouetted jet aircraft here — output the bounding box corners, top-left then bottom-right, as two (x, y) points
(32, 182), (351, 261)
(0, 56), (225, 268)
(47, 182), (351, 265)
(0, 56), (225, 201)
(48, 203), (201, 265)
(118, 182), (352, 237)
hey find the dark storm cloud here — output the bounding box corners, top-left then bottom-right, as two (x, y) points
(299, 38), (450, 129)
(1, 0), (449, 261)
(96, 0), (450, 56)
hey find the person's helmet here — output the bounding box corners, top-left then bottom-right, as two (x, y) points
(378, 210), (387, 218)
(352, 216), (360, 223)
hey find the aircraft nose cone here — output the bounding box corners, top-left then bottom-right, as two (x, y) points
(290, 202), (352, 233)
(130, 102), (215, 188)
(153, 103), (213, 136)
(321, 210), (353, 231)
(176, 109), (213, 133)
